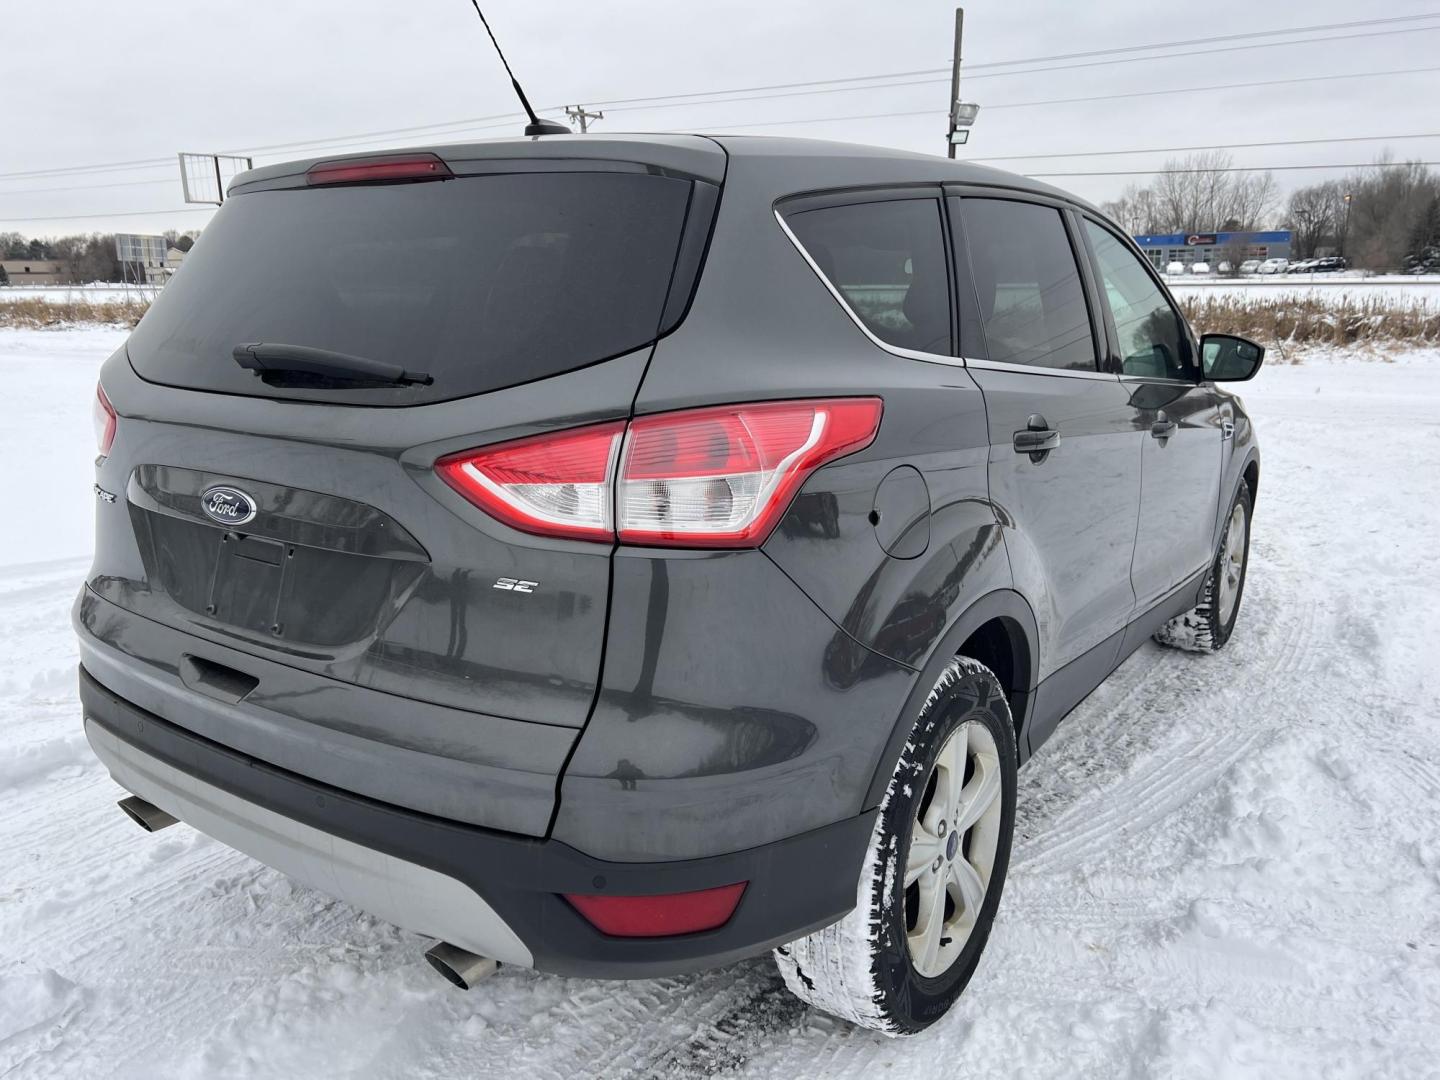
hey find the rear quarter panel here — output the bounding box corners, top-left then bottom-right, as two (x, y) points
(553, 150), (1020, 860)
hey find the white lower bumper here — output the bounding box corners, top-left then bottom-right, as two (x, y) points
(84, 717), (533, 967)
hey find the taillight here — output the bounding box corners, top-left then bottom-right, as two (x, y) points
(617, 399), (882, 547)
(435, 398), (881, 548)
(564, 882), (747, 937)
(436, 421), (625, 541)
(93, 384), (117, 457)
(305, 153), (452, 186)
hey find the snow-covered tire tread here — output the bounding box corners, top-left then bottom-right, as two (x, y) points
(774, 656), (1011, 1035)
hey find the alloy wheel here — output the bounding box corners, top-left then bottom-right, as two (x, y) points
(1216, 501), (1248, 625)
(904, 719), (1004, 978)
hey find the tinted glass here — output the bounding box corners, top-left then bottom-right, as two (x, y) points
(786, 198), (951, 354)
(127, 171), (694, 404)
(1084, 220), (1195, 380)
(961, 199), (1096, 371)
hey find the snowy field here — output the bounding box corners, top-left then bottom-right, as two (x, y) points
(4, 277), (1440, 310)
(1165, 275), (1440, 309)
(1, 328), (1438, 1079)
(0, 285), (159, 305)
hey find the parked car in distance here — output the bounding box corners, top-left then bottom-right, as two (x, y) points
(1312, 256), (1348, 273)
(1286, 259), (1320, 274)
(1165, 260), (1186, 275)
(1238, 259), (1262, 274)
(1217, 261), (1233, 274)
(1190, 261), (1211, 274)
(77, 134), (1265, 1036)
(1258, 257), (1289, 274)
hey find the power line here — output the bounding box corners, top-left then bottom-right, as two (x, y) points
(0, 176), (178, 198)
(681, 65), (1440, 132)
(1031, 161), (1440, 178)
(963, 11), (1440, 70)
(958, 24), (1440, 85)
(223, 20), (1440, 158)
(14, 130), (1437, 201)
(984, 64), (1440, 111)
(5, 11), (1437, 181)
(971, 132), (1440, 163)
(0, 158), (172, 182)
(0, 207), (214, 224)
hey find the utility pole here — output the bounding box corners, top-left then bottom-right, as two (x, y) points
(946, 9), (964, 159)
(1340, 191), (1353, 259)
(565, 105), (604, 133)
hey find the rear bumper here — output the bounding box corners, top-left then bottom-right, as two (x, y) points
(81, 666), (874, 979)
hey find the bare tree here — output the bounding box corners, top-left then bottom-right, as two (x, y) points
(1102, 184), (1167, 235)
(1284, 181), (1345, 258)
(1107, 153), (1279, 236)
(1342, 158), (1440, 270)
(1228, 171), (1279, 231)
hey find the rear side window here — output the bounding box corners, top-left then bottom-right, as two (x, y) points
(785, 198), (951, 355)
(127, 171), (696, 404)
(960, 198), (1096, 372)
(1082, 219), (1195, 380)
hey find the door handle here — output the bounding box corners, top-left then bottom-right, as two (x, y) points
(1013, 414), (1059, 457)
(1150, 412), (1177, 440)
(1013, 429), (1060, 453)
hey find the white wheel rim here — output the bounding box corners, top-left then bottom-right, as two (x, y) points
(1216, 502), (1247, 625)
(904, 720), (1003, 978)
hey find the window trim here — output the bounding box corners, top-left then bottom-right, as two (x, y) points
(773, 188), (961, 367)
(952, 191), (1114, 382)
(1077, 212), (1201, 385)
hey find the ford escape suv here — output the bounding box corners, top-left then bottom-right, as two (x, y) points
(77, 134), (1263, 1034)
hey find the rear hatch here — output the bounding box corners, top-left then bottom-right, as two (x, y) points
(84, 137), (723, 834)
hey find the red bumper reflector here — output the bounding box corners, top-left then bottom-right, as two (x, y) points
(564, 882), (747, 937)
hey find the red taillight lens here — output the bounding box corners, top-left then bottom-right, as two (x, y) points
(564, 882), (747, 937)
(618, 398), (882, 547)
(436, 421), (625, 541)
(306, 153), (452, 186)
(435, 398), (881, 547)
(93, 384), (117, 457)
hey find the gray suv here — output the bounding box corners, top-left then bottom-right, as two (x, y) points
(77, 134), (1263, 1034)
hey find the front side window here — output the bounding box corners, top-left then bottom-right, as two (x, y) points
(1083, 220), (1195, 380)
(960, 198), (1096, 372)
(784, 198), (951, 354)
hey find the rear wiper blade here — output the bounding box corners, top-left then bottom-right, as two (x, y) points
(232, 342), (433, 387)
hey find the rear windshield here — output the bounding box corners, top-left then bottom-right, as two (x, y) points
(127, 171), (694, 404)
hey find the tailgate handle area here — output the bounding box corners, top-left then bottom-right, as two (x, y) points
(179, 654), (260, 704)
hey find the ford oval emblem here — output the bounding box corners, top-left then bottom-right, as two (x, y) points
(200, 485), (258, 527)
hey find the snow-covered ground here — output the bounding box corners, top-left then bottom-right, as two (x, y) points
(0, 285), (159, 305)
(4, 277), (1440, 310)
(2, 328), (1438, 1079)
(1166, 276), (1440, 309)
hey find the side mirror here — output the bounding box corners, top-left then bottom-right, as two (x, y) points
(1200, 334), (1264, 382)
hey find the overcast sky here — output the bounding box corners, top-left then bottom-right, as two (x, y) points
(3, 0), (1438, 237)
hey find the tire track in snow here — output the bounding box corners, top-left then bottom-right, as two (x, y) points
(1011, 544), (1317, 878)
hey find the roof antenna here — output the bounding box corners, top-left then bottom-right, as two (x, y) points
(465, 1), (571, 136)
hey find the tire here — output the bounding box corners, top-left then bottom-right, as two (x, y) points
(774, 656), (1018, 1035)
(1154, 478), (1253, 653)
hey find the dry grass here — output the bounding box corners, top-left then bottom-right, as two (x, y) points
(1177, 294), (1439, 358)
(0, 298), (149, 329)
(3, 291), (1436, 362)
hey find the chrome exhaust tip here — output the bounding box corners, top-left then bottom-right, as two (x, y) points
(117, 795), (179, 833)
(424, 942), (498, 990)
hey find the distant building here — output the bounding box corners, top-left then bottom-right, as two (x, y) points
(162, 245), (187, 279)
(140, 246), (188, 285)
(0, 258), (66, 285)
(115, 234), (171, 285)
(1133, 230), (1292, 270)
